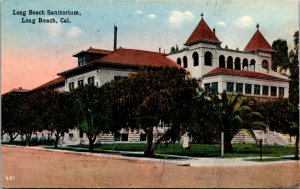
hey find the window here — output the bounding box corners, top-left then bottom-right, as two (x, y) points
(279, 87), (284, 97)
(193, 52), (199, 66)
(69, 82), (74, 91)
(245, 84), (252, 94)
(88, 77), (95, 85)
(250, 59), (256, 71)
(254, 85), (261, 95)
(242, 58), (248, 70)
(262, 86), (269, 96)
(262, 60), (269, 70)
(204, 51), (212, 66)
(78, 57), (85, 66)
(236, 83), (243, 93)
(204, 83), (211, 92)
(219, 55), (225, 68)
(234, 57), (241, 70)
(177, 58), (181, 66)
(227, 56), (233, 69)
(271, 86), (277, 96)
(78, 79), (84, 88)
(226, 82), (234, 92)
(183, 56), (188, 68)
(211, 82), (218, 93)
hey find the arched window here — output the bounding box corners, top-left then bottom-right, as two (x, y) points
(262, 60), (269, 70)
(183, 56), (188, 68)
(234, 57), (241, 70)
(177, 58), (181, 66)
(250, 59), (256, 71)
(227, 56), (233, 69)
(242, 58), (248, 70)
(219, 55), (225, 68)
(204, 51), (212, 66)
(192, 52), (199, 66)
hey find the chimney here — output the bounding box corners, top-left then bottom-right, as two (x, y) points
(114, 25), (118, 51)
(213, 28), (215, 34)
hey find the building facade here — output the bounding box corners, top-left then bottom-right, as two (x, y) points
(5, 16), (290, 145)
(166, 17), (289, 98)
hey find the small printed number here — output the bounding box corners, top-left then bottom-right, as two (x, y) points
(5, 176), (15, 181)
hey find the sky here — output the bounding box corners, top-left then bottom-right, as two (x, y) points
(1, 0), (298, 93)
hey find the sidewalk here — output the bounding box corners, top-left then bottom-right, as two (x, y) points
(6, 145), (298, 167)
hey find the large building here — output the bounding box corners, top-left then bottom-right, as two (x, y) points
(36, 16), (289, 100)
(167, 16), (288, 98)
(11, 16), (290, 145)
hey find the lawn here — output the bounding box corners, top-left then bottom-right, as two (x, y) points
(3, 140), (296, 159)
(48, 142), (296, 158)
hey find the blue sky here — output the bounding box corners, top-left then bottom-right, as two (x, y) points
(1, 0), (299, 93)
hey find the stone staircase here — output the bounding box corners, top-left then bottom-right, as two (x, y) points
(263, 131), (293, 145)
(232, 130), (294, 146)
(232, 130), (256, 144)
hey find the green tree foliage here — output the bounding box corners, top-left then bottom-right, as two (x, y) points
(18, 92), (44, 145)
(288, 30), (299, 159)
(106, 67), (200, 156)
(255, 98), (299, 159)
(41, 90), (76, 148)
(271, 39), (289, 71)
(289, 31), (299, 106)
(73, 85), (116, 151)
(2, 92), (23, 143)
(216, 91), (263, 153)
(187, 92), (221, 143)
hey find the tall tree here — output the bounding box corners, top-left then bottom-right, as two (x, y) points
(73, 85), (116, 151)
(106, 67), (200, 156)
(41, 90), (76, 148)
(18, 92), (44, 146)
(271, 39), (290, 71)
(187, 91), (221, 143)
(217, 91), (264, 153)
(288, 30), (299, 159)
(2, 92), (23, 143)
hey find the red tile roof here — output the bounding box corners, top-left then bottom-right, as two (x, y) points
(244, 30), (273, 52)
(203, 68), (288, 82)
(97, 48), (181, 68)
(73, 47), (112, 57)
(86, 47), (112, 54)
(33, 76), (65, 91)
(185, 18), (220, 46)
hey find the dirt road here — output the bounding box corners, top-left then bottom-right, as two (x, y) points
(2, 145), (300, 188)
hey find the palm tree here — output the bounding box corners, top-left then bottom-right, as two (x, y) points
(217, 91), (264, 153)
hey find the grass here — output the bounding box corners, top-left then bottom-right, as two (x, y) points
(3, 140), (297, 160)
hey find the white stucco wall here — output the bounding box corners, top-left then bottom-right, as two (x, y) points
(64, 67), (135, 92)
(202, 75), (289, 98)
(167, 46), (275, 78)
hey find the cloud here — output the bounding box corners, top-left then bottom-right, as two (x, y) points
(169, 10), (195, 29)
(147, 14), (157, 19)
(218, 21), (226, 27)
(43, 22), (62, 37)
(135, 10), (143, 15)
(66, 26), (84, 38)
(233, 16), (253, 28)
